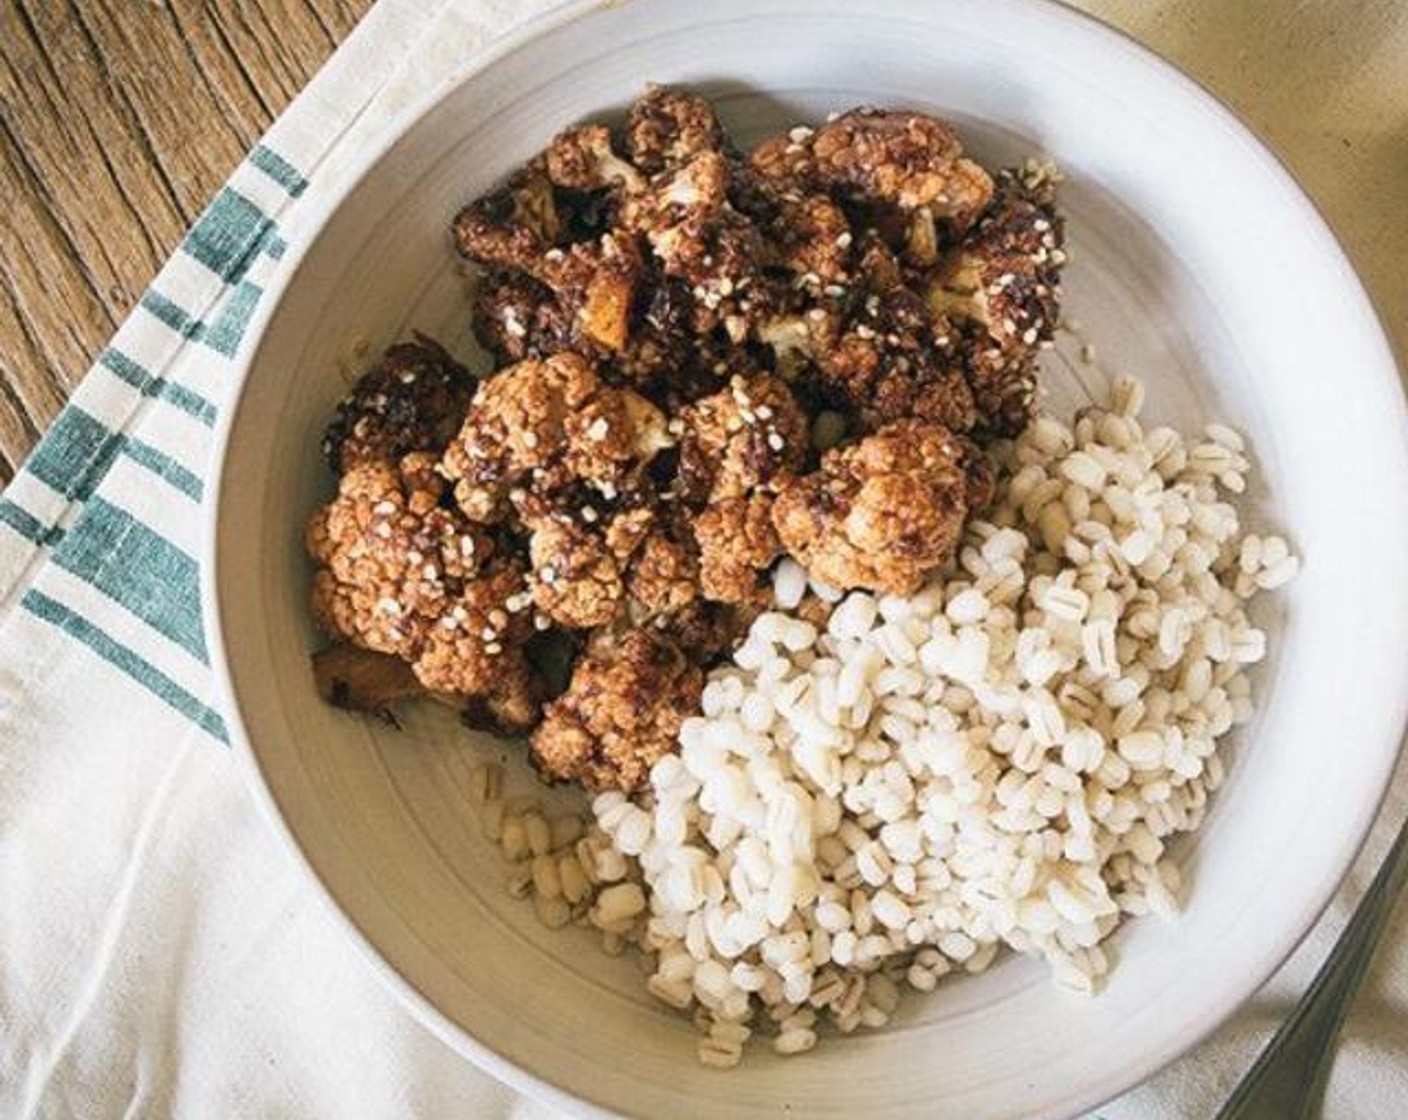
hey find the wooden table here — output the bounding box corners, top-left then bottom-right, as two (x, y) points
(0, 0), (374, 484)
(1, 0), (1404, 486)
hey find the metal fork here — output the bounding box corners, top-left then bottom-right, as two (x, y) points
(1215, 810), (1408, 1119)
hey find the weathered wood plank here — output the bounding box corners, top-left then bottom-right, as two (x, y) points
(0, 0), (375, 485)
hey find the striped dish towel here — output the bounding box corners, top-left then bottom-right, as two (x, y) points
(1, 1), (1403, 1116)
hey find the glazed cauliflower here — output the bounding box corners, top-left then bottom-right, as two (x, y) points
(621, 152), (769, 340)
(307, 90), (1069, 782)
(625, 511), (701, 618)
(531, 627), (704, 792)
(693, 492), (783, 604)
(453, 167), (562, 273)
(810, 108), (994, 232)
(440, 353), (668, 522)
(322, 338), (475, 472)
(306, 454), (540, 720)
(759, 285), (977, 436)
(676, 372), (809, 502)
(624, 85), (727, 174)
(471, 269), (576, 366)
(771, 419), (993, 595)
(544, 124), (643, 193)
(926, 162), (1066, 433)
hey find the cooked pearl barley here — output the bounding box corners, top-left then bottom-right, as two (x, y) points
(480, 378), (1292, 1066)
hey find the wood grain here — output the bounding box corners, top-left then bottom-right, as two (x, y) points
(0, 0), (374, 484)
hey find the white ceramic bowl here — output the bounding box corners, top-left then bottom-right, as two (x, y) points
(206, 1), (1408, 1117)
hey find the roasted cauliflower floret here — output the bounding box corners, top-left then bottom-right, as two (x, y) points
(649, 598), (758, 663)
(748, 127), (819, 188)
(625, 84), (727, 174)
(627, 526), (700, 617)
(760, 287), (977, 435)
(536, 232), (644, 352)
(531, 628), (703, 792)
(515, 498), (654, 630)
(412, 564), (537, 697)
(771, 419), (992, 594)
(927, 162), (1065, 433)
(621, 152), (768, 339)
(677, 373), (809, 502)
(810, 108), (994, 231)
(322, 338), (475, 472)
(441, 353), (598, 521)
(771, 193), (855, 288)
(453, 168), (562, 272)
(308, 458), (489, 657)
(471, 269), (575, 365)
(306, 456), (537, 713)
(545, 124), (644, 193)
(694, 492), (783, 603)
(729, 161), (856, 290)
(562, 388), (672, 489)
(462, 653), (545, 737)
(441, 353), (668, 522)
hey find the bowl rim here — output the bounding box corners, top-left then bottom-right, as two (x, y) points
(202, 1), (1408, 1117)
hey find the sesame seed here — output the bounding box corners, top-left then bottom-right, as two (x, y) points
(522, 431), (539, 449)
(835, 231), (853, 249)
(587, 418), (610, 441)
(485, 642), (503, 655)
(540, 566), (558, 584)
(489, 609), (508, 629)
(459, 536), (476, 557)
(767, 432), (785, 451)
(481, 626), (497, 640)
(373, 501), (397, 515)
(823, 284), (846, 298)
(582, 505), (599, 523)
(1022, 328), (1039, 345)
(374, 523), (393, 539)
(440, 616), (460, 630)
(377, 597), (402, 616)
(422, 565), (438, 580)
(788, 125), (814, 143)
(755, 405), (774, 420)
(534, 613), (551, 631)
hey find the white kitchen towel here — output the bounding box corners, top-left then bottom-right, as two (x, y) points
(1, 0), (1404, 1117)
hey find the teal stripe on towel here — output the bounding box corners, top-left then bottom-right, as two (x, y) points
(21, 589), (227, 741)
(249, 144), (309, 198)
(98, 348), (219, 427)
(51, 496), (207, 663)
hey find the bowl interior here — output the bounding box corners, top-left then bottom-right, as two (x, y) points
(210, 1), (1408, 1118)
